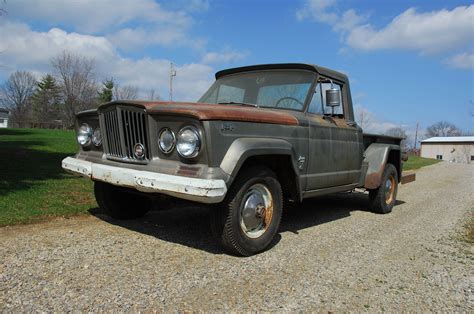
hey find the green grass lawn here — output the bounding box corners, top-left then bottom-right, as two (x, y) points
(0, 128), (442, 226)
(403, 155), (440, 171)
(0, 128), (96, 226)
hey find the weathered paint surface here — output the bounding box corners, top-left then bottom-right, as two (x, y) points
(69, 63), (413, 204)
(363, 144), (399, 189)
(62, 157), (92, 177)
(62, 157), (227, 203)
(100, 101), (299, 126)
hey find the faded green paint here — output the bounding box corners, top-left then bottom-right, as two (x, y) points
(71, 63), (403, 204)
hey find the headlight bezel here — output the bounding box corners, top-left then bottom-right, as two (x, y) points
(77, 123), (93, 147)
(158, 127), (176, 154)
(176, 125), (201, 159)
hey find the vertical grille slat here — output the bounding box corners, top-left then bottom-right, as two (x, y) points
(110, 111), (118, 156)
(141, 114), (149, 159)
(100, 106), (149, 162)
(113, 111), (121, 156)
(125, 111), (132, 158)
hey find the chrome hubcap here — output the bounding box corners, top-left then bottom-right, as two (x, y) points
(385, 176), (395, 204)
(240, 183), (273, 238)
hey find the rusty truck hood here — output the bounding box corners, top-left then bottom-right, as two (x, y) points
(99, 100), (299, 126)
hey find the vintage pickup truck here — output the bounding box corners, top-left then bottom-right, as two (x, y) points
(62, 63), (414, 256)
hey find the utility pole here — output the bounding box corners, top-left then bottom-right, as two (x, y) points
(169, 62), (176, 101)
(414, 122), (419, 151)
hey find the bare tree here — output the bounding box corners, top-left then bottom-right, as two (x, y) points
(113, 84), (138, 100)
(0, 70), (36, 127)
(51, 51), (98, 127)
(425, 121), (461, 137)
(148, 88), (160, 101)
(386, 127), (408, 149)
(356, 108), (371, 130)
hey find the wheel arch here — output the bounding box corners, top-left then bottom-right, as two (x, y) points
(220, 138), (301, 202)
(363, 143), (401, 189)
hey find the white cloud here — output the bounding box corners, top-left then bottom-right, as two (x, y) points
(333, 9), (368, 33)
(179, 0), (210, 13)
(296, 0), (367, 32)
(107, 27), (206, 51)
(297, 1), (474, 69)
(6, 0), (192, 33)
(5, 0), (205, 53)
(296, 0), (338, 24)
(354, 104), (398, 134)
(112, 58), (214, 101)
(446, 52), (474, 70)
(201, 50), (248, 64)
(0, 21), (214, 101)
(0, 22), (115, 71)
(346, 6), (474, 54)
(354, 104), (419, 147)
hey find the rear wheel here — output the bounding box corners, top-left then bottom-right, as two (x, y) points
(368, 163), (398, 214)
(210, 167), (283, 256)
(94, 181), (151, 219)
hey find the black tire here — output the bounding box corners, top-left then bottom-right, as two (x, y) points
(368, 163), (398, 214)
(94, 181), (151, 219)
(210, 167), (283, 256)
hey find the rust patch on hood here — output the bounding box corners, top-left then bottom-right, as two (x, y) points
(101, 101), (299, 126)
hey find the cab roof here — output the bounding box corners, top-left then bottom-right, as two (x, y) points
(215, 63), (349, 83)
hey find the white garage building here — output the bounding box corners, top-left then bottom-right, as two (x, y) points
(420, 136), (474, 164)
(0, 108), (9, 128)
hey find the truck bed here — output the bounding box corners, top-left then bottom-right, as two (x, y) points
(363, 133), (403, 150)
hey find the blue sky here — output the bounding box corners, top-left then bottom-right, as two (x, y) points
(0, 0), (473, 135)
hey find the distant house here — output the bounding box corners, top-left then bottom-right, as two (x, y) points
(420, 137), (474, 164)
(0, 108), (9, 128)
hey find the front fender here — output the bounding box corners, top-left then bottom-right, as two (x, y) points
(220, 137), (299, 179)
(364, 143), (400, 189)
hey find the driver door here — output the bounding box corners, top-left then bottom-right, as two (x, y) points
(305, 79), (363, 190)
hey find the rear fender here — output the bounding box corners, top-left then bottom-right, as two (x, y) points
(364, 143), (400, 189)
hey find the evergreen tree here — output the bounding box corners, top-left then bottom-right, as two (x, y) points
(98, 79), (114, 103)
(31, 74), (60, 123)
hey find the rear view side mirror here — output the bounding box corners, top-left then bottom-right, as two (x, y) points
(325, 83), (341, 115)
(326, 88), (341, 107)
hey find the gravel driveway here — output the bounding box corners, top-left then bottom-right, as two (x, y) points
(1, 162), (473, 311)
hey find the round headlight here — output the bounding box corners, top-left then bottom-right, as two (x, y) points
(92, 128), (102, 147)
(77, 123), (92, 146)
(158, 128), (176, 154)
(176, 126), (201, 158)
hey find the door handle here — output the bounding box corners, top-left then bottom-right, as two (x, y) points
(346, 121), (357, 127)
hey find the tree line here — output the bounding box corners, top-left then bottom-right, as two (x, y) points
(0, 51), (159, 128)
(357, 108), (470, 151)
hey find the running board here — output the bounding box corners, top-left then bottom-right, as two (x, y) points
(302, 183), (359, 199)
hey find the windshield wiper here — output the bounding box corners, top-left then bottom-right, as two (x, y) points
(218, 101), (259, 108)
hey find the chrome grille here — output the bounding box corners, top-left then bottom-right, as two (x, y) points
(100, 106), (149, 162)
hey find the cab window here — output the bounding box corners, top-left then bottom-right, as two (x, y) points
(307, 83), (323, 115)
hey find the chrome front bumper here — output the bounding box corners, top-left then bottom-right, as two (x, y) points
(62, 157), (227, 204)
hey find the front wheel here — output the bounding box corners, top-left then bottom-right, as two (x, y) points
(368, 163), (398, 214)
(210, 167), (283, 256)
(94, 181), (151, 219)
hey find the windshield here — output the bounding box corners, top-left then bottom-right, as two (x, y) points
(198, 70), (315, 111)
